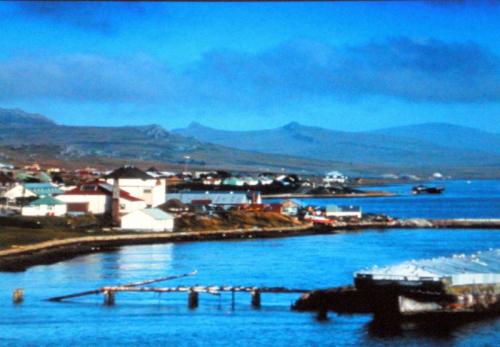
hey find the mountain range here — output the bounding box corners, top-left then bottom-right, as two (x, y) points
(1, 107), (499, 177)
(0, 108), (350, 173)
(174, 121), (500, 171)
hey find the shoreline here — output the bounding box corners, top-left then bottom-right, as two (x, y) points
(1, 219), (499, 272)
(262, 191), (396, 199)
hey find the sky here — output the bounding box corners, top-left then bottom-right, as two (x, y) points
(0, 1), (499, 132)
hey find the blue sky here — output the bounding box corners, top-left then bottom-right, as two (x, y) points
(0, 1), (499, 132)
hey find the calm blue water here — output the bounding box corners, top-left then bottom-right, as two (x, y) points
(267, 180), (500, 219)
(0, 180), (499, 346)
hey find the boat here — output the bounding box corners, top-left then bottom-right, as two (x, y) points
(411, 185), (445, 195)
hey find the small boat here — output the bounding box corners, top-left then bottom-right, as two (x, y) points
(412, 185), (445, 195)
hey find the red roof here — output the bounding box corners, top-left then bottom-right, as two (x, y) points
(63, 182), (143, 202)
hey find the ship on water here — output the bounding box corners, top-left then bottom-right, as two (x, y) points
(294, 249), (500, 321)
(411, 184), (445, 195)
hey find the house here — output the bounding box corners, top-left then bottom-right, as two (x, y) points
(3, 183), (64, 202)
(281, 199), (302, 216)
(21, 196), (67, 217)
(57, 181), (146, 215)
(158, 199), (190, 214)
(105, 166), (166, 207)
(323, 171), (347, 185)
(120, 208), (175, 232)
(325, 205), (362, 219)
(0, 172), (15, 190)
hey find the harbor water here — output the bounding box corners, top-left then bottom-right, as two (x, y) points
(269, 179), (500, 219)
(1, 180), (499, 346)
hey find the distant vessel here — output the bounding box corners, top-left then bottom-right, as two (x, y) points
(412, 185), (445, 195)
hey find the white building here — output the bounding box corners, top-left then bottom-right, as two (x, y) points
(57, 181), (146, 215)
(21, 196), (67, 217)
(3, 183), (63, 202)
(120, 208), (175, 232)
(105, 166), (166, 207)
(323, 171), (347, 185)
(325, 205), (362, 219)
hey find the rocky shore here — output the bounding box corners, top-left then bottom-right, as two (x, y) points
(1, 219), (499, 272)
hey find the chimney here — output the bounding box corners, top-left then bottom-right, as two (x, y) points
(112, 178), (120, 226)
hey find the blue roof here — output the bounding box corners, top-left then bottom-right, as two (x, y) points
(166, 192), (250, 205)
(141, 208), (173, 220)
(29, 196), (65, 206)
(23, 183), (63, 196)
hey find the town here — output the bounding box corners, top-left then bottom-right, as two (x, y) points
(0, 162), (380, 235)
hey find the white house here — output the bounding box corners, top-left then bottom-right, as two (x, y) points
(120, 208), (175, 232)
(105, 166), (166, 207)
(3, 183), (63, 202)
(323, 171), (348, 185)
(21, 196), (67, 217)
(57, 181), (146, 215)
(325, 205), (362, 219)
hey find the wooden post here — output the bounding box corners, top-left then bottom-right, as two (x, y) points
(251, 289), (261, 308)
(316, 306), (328, 321)
(13, 288), (24, 304)
(231, 289), (235, 310)
(188, 289), (199, 309)
(103, 290), (115, 306)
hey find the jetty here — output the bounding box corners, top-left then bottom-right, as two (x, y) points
(46, 271), (310, 308)
(293, 249), (500, 321)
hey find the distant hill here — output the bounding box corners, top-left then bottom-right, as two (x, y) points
(0, 108), (357, 173)
(0, 107), (55, 127)
(1, 107), (498, 177)
(369, 122), (500, 155)
(174, 121), (500, 174)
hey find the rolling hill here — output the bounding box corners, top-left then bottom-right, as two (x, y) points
(174, 121), (500, 172)
(1, 107), (498, 177)
(0, 108), (361, 174)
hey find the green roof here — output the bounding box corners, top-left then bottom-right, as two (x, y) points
(29, 196), (65, 206)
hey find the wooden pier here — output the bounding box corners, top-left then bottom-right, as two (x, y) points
(47, 272), (310, 309)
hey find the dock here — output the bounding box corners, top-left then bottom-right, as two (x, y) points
(294, 249), (500, 320)
(46, 271), (310, 309)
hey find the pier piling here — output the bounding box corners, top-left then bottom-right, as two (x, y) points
(231, 289), (235, 310)
(103, 290), (115, 306)
(12, 288), (24, 304)
(188, 289), (199, 309)
(316, 307), (329, 321)
(251, 289), (261, 308)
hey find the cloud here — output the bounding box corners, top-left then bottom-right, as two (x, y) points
(186, 38), (500, 104)
(0, 38), (499, 107)
(14, 2), (161, 34)
(0, 54), (179, 102)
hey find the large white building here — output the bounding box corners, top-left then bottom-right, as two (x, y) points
(120, 208), (174, 232)
(105, 166), (166, 207)
(57, 181), (146, 215)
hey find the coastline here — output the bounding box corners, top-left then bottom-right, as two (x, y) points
(262, 191), (395, 199)
(1, 219), (499, 272)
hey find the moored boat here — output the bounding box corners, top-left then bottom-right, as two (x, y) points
(412, 185), (445, 195)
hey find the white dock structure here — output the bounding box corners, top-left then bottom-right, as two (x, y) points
(355, 249), (500, 290)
